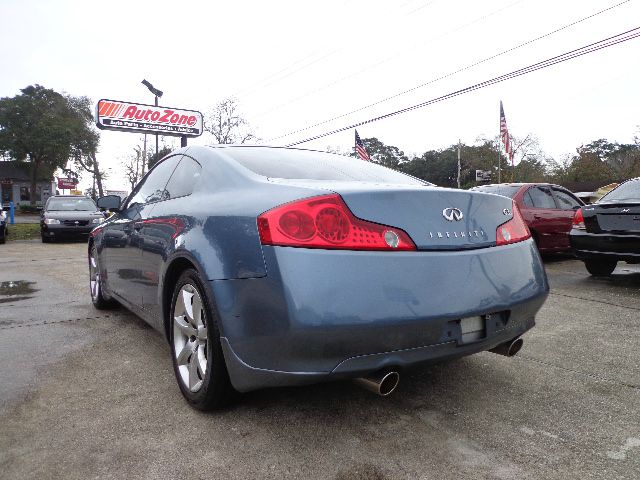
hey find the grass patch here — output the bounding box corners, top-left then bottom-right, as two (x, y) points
(7, 223), (40, 241)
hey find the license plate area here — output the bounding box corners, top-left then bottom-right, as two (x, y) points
(460, 315), (485, 344)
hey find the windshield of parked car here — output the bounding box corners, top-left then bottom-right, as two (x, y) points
(470, 185), (521, 198)
(598, 179), (640, 203)
(225, 147), (430, 185)
(46, 197), (97, 211)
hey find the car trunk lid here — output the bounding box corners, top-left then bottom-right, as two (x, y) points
(583, 203), (640, 233)
(268, 180), (516, 250)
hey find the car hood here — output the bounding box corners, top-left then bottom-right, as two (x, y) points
(43, 211), (104, 220)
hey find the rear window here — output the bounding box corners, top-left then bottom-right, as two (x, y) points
(471, 185), (521, 198)
(599, 179), (640, 203)
(225, 147), (428, 185)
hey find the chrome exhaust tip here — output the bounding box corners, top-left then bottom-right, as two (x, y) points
(354, 370), (400, 396)
(489, 337), (524, 357)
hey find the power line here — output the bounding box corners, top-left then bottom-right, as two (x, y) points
(257, 0), (527, 120)
(270, 0), (631, 143)
(284, 26), (640, 147)
(232, 1), (441, 101)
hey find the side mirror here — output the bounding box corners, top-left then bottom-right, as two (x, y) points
(97, 195), (122, 212)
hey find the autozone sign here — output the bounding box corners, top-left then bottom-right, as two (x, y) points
(96, 99), (203, 137)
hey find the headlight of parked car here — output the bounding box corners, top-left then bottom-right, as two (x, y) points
(44, 218), (61, 225)
(92, 218), (104, 224)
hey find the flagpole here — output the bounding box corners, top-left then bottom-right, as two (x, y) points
(497, 138), (501, 184)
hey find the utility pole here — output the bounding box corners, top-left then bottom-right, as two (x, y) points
(142, 134), (147, 176)
(457, 140), (461, 189)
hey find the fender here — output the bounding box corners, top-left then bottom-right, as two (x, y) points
(158, 250), (224, 342)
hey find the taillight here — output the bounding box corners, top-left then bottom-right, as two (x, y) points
(258, 194), (416, 251)
(496, 202), (530, 246)
(572, 208), (585, 230)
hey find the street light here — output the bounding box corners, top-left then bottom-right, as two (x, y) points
(141, 79), (163, 165)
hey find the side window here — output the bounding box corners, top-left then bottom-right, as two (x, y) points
(164, 156), (202, 199)
(522, 191), (534, 207)
(553, 188), (581, 210)
(528, 187), (556, 209)
(126, 155), (182, 207)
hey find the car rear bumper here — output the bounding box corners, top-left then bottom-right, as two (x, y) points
(211, 239), (548, 392)
(570, 230), (640, 262)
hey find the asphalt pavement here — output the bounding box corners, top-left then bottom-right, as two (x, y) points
(0, 240), (638, 480)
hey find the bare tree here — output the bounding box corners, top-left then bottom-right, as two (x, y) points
(122, 145), (146, 191)
(204, 98), (256, 144)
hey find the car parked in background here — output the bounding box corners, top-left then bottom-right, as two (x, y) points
(88, 146), (548, 410)
(570, 177), (640, 276)
(470, 183), (584, 254)
(40, 195), (105, 242)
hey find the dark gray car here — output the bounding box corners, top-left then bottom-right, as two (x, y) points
(41, 195), (105, 242)
(89, 145), (549, 410)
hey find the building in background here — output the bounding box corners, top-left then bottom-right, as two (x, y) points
(0, 161), (55, 208)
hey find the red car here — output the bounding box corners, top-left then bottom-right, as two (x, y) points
(471, 183), (584, 253)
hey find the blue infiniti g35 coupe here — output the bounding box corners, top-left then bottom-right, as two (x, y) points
(89, 145), (548, 410)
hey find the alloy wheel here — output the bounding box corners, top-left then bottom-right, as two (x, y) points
(173, 284), (208, 392)
(89, 251), (100, 300)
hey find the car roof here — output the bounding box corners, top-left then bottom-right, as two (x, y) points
(49, 195), (92, 198)
(475, 182), (568, 189)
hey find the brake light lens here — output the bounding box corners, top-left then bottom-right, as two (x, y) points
(496, 202), (530, 246)
(572, 208), (585, 230)
(258, 194), (416, 251)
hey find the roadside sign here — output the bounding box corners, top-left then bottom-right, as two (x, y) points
(96, 99), (203, 137)
(58, 177), (78, 189)
(475, 170), (492, 182)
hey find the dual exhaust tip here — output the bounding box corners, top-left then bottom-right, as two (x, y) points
(353, 337), (523, 396)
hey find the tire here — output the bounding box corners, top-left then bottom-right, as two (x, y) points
(584, 258), (617, 276)
(0, 227), (5, 244)
(170, 269), (235, 410)
(41, 234), (52, 243)
(89, 246), (118, 309)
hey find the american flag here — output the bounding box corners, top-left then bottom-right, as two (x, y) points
(500, 101), (514, 166)
(355, 130), (371, 161)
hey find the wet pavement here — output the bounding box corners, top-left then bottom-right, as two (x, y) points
(0, 241), (638, 479)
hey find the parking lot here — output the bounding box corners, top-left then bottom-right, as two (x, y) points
(0, 240), (638, 480)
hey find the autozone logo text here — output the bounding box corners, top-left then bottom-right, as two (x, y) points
(96, 99), (203, 137)
(98, 101), (198, 126)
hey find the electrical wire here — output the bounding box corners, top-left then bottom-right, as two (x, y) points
(284, 26), (640, 147)
(257, 0), (527, 120)
(231, 1), (441, 100)
(270, 0), (631, 142)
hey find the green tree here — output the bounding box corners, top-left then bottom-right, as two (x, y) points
(0, 85), (100, 204)
(351, 136), (408, 169)
(148, 146), (172, 169)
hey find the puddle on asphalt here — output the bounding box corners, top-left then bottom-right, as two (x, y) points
(0, 280), (39, 304)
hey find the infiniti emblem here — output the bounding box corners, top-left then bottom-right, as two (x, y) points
(442, 207), (464, 221)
